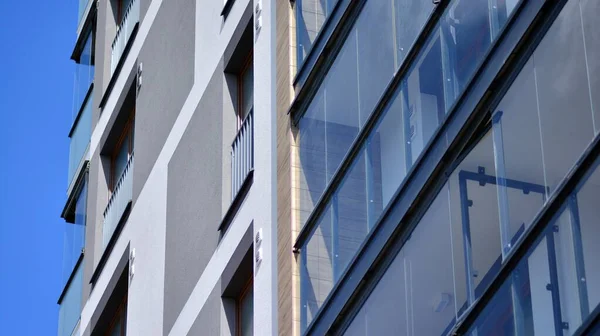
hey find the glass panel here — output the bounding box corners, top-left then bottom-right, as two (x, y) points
(345, 186), (458, 336)
(296, 0), (339, 66)
(72, 32), (94, 122)
(301, 205), (334, 330)
(493, 59), (547, 253)
(324, 34), (359, 182)
(68, 93), (93, 186)
(394, 0), (435, 64)
(447, 133), (501, 311)
(580, 0), (600, 134)
(533, 0), (595, 195)
(355, 0), (395, 127)
(78, 0), (91, 24)
(404, 32), (445, 162)
(62, 182), (87, 283)
(240, 284), (254, 336)
(297, 91), (327, 217)
(58, 262), (83, 336)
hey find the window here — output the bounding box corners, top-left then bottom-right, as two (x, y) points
(111, 115), (134, 192)
(106, 297), (127, 336)
(295, 0), (339, 66)
(238, 53), (253, 127)
(237, 278), (254, 336)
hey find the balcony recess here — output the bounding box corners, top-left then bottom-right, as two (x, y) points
(110, 0), (139, 75)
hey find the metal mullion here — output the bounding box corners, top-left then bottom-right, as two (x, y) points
(568, 193), (590, 319)
(546, 226), (565, 335)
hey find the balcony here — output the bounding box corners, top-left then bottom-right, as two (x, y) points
(231, 110), (254, 201)
(111, 0), (139, 75)
(103, 153), (134, 247)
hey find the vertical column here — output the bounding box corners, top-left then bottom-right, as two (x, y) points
(252, 0), (278, 335)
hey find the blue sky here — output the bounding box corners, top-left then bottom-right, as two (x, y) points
(0, 1), (78, 334)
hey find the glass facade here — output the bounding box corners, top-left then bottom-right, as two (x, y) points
(339, 0), (600, 334)
(58, 262), (83, 336)
(62, 181), (87, 283)
(72, 32), (94, 122)
(295, 0), (338, 66)
(78, 0), (93, 25)
(68, 29), (94, 186)
(68, 94), (93, 185)
(59, 181), (87, 336)
(298, 0), (522, 329)
(296, 0), (434, 228)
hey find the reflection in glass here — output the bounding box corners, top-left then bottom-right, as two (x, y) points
(469, 159), (600, 336)
(296, 0), (433, 227)
(296, 0), (339, 66)
(299, 1), (523, 330)
(72, 31), (94, 122)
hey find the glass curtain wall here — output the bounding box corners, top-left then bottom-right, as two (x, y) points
(296, 0), (434, 228)
(299, 0), (520, 330)
(343, 0), (600, 334)
(59, 181), (87, 336)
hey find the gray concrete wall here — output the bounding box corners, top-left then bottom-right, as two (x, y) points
(134, 0), (196, 203)
(92, 0), (117, 128)
(189, 285), (222, 336)
(164, 65), (223, 335)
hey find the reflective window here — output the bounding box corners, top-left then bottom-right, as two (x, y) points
(62, 181), (87, 283)
(296, 0), (339, 66)
(297, 0), (434, 228)
(299, 1), (521, 329)
(58, 262), (83, 336)
(72, 31), (94, 122)
(343, 1), (600, 334)
(468, 160), (600, 335)
(68, 94), (93, 185)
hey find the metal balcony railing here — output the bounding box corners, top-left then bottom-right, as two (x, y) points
(110, 0), (139, 75)
(231, 110), (254, 201)
(103, 153), (134, 247)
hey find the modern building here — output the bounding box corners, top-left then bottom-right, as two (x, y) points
(57, 0), (600, 335)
